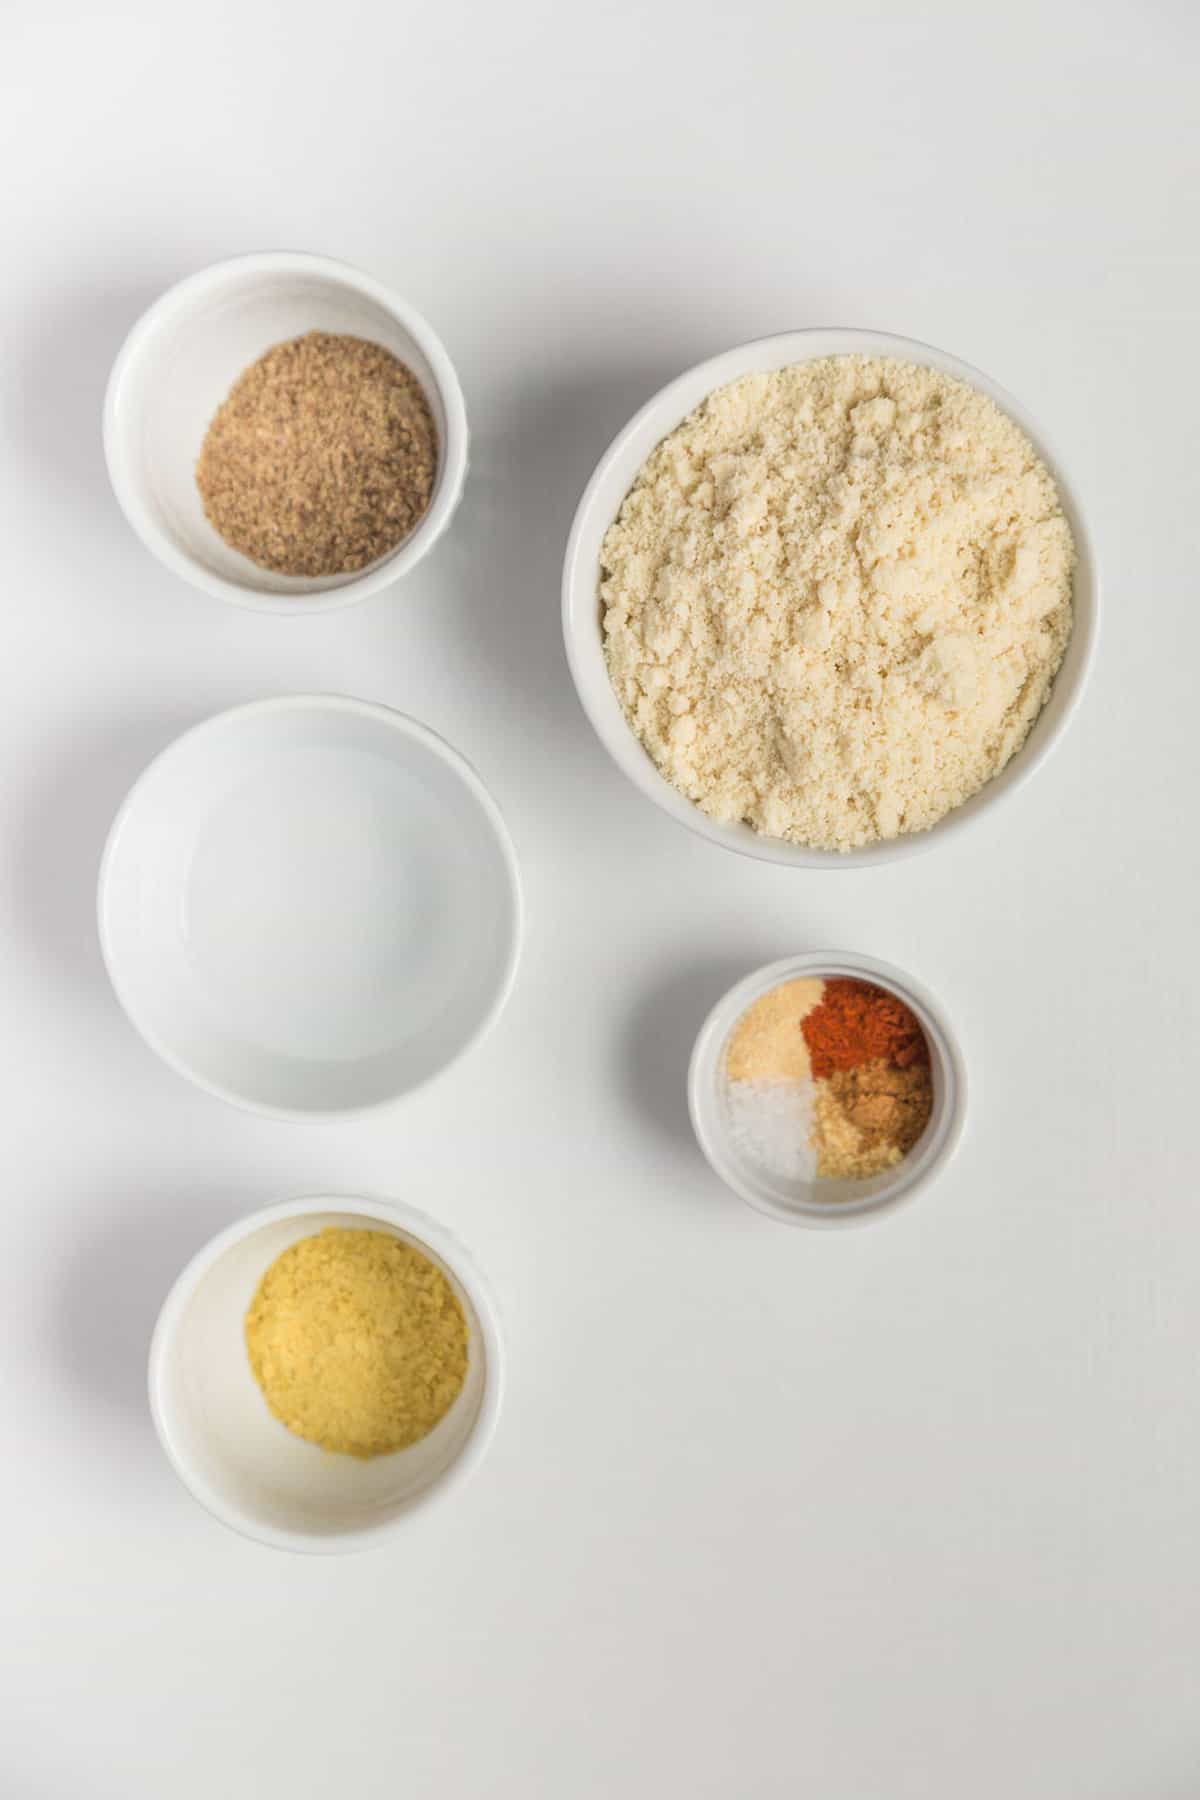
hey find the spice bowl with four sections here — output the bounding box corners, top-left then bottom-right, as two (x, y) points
(688, 952), (967, 1226)
(149, 1196), (504, 1553)
(98, 695), (522, 1118)
(103, 251), (468, 612)
(562, 327), (1098, 868)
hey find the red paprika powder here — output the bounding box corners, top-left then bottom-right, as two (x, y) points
(801, 978), (929, 1080)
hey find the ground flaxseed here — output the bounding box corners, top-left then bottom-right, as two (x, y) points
(196, 331), (438, 577)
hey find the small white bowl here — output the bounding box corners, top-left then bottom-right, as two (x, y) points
(104, 252), (468, 612)
(98, 695), (522, 1118)
(688, 952), (966, 1226)
(149, 1196), (503, 1553)
(563, 328), (1099, 868)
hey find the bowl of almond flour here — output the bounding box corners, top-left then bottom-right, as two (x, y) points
(563, 330), (1097, 865)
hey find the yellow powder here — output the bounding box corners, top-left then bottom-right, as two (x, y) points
(725, 977), (824, 1081)
(244, 1228), (468, 1459)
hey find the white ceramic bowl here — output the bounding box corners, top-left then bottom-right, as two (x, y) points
(98, 695), (522, 1118)
(104, 252), (468, 612)
(688, 952), (966, 1226)
(149, 1196), (503, 1553)
(563, 328), (1098, 868)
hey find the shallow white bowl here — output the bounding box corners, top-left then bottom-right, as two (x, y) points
(149, 1196), (503, 1553)
(563, 328), (1098, 868)
(688, 952), (966, 1226)
(104, 252), (468, 612)
(99, 696), (522, 1117)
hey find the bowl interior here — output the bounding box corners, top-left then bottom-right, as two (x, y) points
(690, 956), (965, 1225)
(564, 328), (1097, 868)
(108, 261), (453, 597)
(100, 699), (519, 1114)
(153, 1209), (490, 1543)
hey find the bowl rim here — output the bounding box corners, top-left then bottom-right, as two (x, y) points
(562, 325), (1099, 869)
(96, 693), (524, 1121)
(103, 250), (469, 614)
(687, 950), (968, 1227)
(147, 1194), (505, 1554)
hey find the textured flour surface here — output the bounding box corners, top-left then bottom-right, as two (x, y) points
(602, 356), (1075, 850)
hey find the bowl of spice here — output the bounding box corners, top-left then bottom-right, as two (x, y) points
(563, 329), (1098, 865)
(104, 253), (467, 611)
(149, 1196), (503, 1552)
(688, 952), (966, 1226)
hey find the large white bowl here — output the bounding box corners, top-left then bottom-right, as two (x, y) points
(563, 328), (1098, 868)
(104, 252), (468, 612)
(149, 1196), (504, 1553)
(98, 696), (522, 1117)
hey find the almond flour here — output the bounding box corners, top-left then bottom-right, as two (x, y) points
(602, 356), (1075, 851)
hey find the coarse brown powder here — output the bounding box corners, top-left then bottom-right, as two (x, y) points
(196, 331), (438, 577)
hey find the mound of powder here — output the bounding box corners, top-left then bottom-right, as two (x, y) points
(244, 1227), (468, 1459)
(601, 356), (1075, 850)
(197, 331), (437, 578)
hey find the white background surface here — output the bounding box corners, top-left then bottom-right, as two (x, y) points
(3, 1), (1198, 1794)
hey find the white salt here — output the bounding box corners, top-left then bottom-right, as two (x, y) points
(726, 1078), (816, 1183)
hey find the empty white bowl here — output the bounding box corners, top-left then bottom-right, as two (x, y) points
(149, 1196), (503, 1552)
(563, 328), (1098, 868)
(104, 252), (468, 612)
(98, 696), (522, 1117)
(688, 952), (967, 1226)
